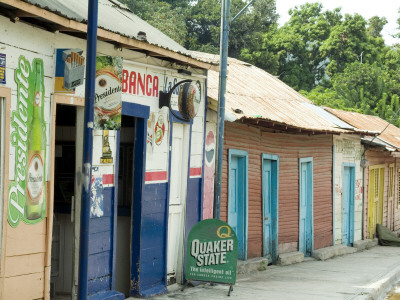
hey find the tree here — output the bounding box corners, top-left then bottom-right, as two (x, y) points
(186, 0), (278, 57)
(120, 0), (188, 45)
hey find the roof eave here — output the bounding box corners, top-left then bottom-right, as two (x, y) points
(2, 0), (217, 71)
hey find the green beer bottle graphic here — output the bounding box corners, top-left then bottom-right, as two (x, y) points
(25, 61), (45, 220)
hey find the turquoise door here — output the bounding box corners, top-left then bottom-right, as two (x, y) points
(262, 154), (279, 263)
(342, 165), (355, 246)
(299, 158), (313, 257)
(228, 149), (248, 260)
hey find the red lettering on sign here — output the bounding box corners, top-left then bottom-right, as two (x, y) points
(146, 75), (152, 96)
(138, 73), (145, 96)
(129, 71), (136, 94)
(122, 69), (159, 98)
(122, 70), (128, 92)
(153, 76), (159, 97)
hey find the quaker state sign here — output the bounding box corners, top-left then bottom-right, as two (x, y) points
(186, 219), (238, 284)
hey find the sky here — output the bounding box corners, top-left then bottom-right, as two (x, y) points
(275, 0), (399, 45)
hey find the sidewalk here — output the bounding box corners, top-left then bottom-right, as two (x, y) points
(145, 245), (400, 300)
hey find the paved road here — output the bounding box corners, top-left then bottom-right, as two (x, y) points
(142, 246), (400, 300)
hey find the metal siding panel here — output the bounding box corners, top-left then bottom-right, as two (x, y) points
(221, 122), (333, 258)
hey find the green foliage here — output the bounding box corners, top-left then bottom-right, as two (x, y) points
(120, 0), (188, 45)
(119, 0), (400, 127)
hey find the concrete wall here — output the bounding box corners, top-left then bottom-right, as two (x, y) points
(332, 134), (363, 245)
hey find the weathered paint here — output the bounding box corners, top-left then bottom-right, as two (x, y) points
(363, 148), (396, 238)
(219, 122), (333, 258)
(299, 157), (313, 257)
(0, 12), (207, 300)
(261, 154), (279, 263)
(332, 135), (363, 245)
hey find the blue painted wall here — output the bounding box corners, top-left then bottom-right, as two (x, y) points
(88, 187), (114, 296)
(132, 182), (168, 297)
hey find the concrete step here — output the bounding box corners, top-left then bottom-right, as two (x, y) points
(353, 238), (378, 251)
(237, 257), (268, 275)
(312, 244), (356, 261)
(277, 251), (304, 266)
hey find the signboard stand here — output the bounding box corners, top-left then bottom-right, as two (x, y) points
(184, 219), (238, 296)
(181, 281), (233, 296)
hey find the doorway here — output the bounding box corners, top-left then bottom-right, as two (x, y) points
(115, 114), (136, 297)
(228, 149), (248, 261)
(368, 165), (385, 239)
(299, 157), (313, 257)
(262, 154), (279, 263)
(50, 103), (83, 300)
(167, 123), (190, 285)
(342, 164), (355, 246)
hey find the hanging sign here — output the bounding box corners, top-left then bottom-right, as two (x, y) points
(0, 53), (5, 84)
(8, 56), (47, 227)
(94, 56), (123, 130)
(186, 219), (238, 285)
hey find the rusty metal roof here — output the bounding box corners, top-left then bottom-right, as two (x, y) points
(325, 108), (400, 150)
(19, 0), (191, 56)
(192, 52), (361, 134)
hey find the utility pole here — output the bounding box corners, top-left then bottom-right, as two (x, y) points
(214, 0), (230, 219)
(78, 0), (98, 298)
(214, 0), (255, 219)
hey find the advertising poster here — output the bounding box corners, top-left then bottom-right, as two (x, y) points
(54, 48), (85, 93)
(8, 56), (47, 227)
(186, 219), (238, 284)
(94, 56), (122, 130)
(0, 53), (5, 84)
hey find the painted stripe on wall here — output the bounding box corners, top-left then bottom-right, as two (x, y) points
(145, 171), (168, 182)
(103, 174), (114, 185)
(190, 167), (202, 177)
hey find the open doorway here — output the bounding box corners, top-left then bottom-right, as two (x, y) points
(50, 103), (82, 300)
(115, 114), (136, 297)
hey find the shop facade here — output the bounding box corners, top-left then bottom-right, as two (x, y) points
(0, 1), (211, 299)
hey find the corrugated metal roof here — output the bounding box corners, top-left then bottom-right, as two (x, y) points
(192, 52), (354, 133)
(21, 0), (191, 56)
(302, 103), (355, 130)
(325, 108), (400, 150)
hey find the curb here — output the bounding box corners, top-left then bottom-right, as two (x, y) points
(346, 262), (400, 299)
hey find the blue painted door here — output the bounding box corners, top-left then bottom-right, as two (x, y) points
(299, 159), (313, 256)
(228, 153), (247, 260)
(262, 157), (278, 263)
(342, 166), (355, 246)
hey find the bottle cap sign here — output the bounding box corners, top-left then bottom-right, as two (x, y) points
(178, 81), (201, 120)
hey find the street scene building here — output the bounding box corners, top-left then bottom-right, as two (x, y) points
(0, 0), (400, 300)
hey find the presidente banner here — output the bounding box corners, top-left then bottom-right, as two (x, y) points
(8, 56), (47, 227)
(94, 56), (123, 130)
(186, 219), (238, 284)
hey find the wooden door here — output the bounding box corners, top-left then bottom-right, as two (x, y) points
(342, 165), (355, 246)
(299, 158), (313, 257)
(167, 123), (189, 284)
(368, 165), (385, 239)
(228, 150), (248, 260)
(262, 155), (278, 263)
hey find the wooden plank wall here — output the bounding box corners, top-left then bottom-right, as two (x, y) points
(363, 148), (394, 237)
(221, 122), (333, 258)
(394, 158), (400, 231)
